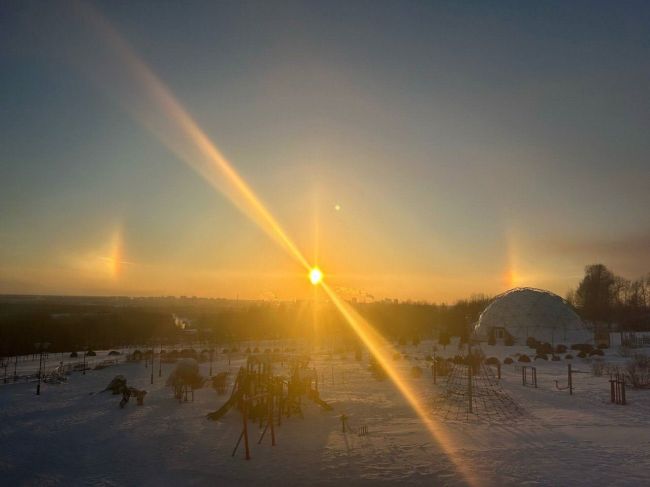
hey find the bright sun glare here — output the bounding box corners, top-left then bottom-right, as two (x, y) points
(309, 267), (323, 285)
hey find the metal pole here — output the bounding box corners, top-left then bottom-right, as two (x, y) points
(150, 348), (154, 385)
(158, 344), (162, 377)
(36, 349), (42, 395)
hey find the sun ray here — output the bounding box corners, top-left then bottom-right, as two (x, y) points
(321, 282), (479, 486)
(78, 7), (479, 484)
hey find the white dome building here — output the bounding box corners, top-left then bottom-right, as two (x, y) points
(474, 288), (592, 345)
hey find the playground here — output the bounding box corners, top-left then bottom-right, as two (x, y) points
(1, 340), (650, 486)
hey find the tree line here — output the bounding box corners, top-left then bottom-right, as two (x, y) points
(2, 263), (647, 357)
(567, 264), (650, 329)
(0, 295), (491, 356)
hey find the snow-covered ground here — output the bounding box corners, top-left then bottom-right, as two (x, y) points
(1, 341), (649, 486)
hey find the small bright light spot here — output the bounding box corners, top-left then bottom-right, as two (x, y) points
(334, 204), (341, 211)
(309, 267), (323, 285)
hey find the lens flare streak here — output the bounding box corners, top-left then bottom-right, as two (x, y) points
(80, 6), (478, 485)
(322, 282), (479, 487)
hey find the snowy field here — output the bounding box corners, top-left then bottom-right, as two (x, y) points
(2, 341), (650, 486)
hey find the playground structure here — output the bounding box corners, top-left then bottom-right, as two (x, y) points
(43, 363), (68, 384)
(435, 346), (523, 422)
(207, 353), (332, 460)
(103, 375), (147, 408)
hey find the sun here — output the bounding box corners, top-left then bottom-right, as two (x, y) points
(309, 267), (323, 285)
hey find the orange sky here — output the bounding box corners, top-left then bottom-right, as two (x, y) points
(2, 3), (649, 302)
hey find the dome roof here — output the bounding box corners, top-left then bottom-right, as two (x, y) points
(474, 287), (591, 344)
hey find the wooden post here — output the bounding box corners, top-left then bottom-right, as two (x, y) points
(209, 348), (213, 377)
(497, 362), (501, 380)
(433, 352), (437, 384)
(620, 374), (626, 405)
(270, 394), (276, 446)
(467, 364), (473, 414)
(522, 366), (525, 386)
(243, 401), (251, 460)
(568, 363), (573, 395)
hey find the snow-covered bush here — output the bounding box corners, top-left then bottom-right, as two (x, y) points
(368, 358), (387, 380)
(485, 357), (500, 365)
(167, 359), (204, 390)
(180, 349), (198, 360)
(591, 360), (606, 376)
(526, 337), (540, 349)
(555, 344), (568, 354)
(518, 355), (531, 363)
(589, 349), (604, 357)
(618, 346), (632, 358)
(571, 344), (594, 354)
(410, 366), (423, 378)
(625, 354), (650, 388)
(504, 357), (514, 364)
(104, 375), (127, 394)
(212, 372), (229, 395)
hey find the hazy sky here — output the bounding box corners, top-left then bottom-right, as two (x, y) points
(1, 1), (649, 301)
